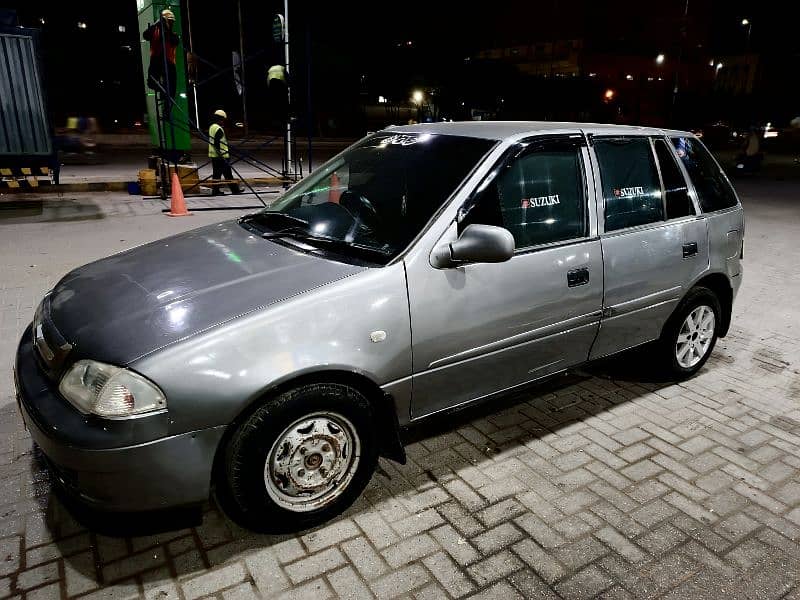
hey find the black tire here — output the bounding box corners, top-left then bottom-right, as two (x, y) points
(220, 383), (377, 533)
(657, 286), (722, 380)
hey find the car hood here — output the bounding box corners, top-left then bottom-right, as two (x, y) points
(48, 221), (366, 365)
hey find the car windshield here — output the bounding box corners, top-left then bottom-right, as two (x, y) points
(243, 132), (495, 263)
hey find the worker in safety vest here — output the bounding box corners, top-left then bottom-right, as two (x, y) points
(208, 109), (242, 195)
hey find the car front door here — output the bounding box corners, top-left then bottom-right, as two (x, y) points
(589, 135), (709, 359)
(406, 135), (604, 420)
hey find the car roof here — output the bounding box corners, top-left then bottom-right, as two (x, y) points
(384, 121), (693, 141)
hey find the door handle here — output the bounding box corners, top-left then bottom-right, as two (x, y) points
(567, 267), (589, 287)
(682, 242), (698, 258)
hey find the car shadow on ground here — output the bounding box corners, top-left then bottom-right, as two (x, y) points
(39, 347), (679, 581)
(402, 344), (676, 449)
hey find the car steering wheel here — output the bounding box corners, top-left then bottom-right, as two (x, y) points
(338, 190), (381, 230)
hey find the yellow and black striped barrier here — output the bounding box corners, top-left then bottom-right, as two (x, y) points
(0, 166), (52, 189)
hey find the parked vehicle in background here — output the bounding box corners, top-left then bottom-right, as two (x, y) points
(734, 127), (764, 173)
(15, 122), (744, 532)
(55, 117), (102, 165)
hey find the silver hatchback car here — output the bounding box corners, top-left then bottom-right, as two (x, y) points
(15, 122), (743, 532)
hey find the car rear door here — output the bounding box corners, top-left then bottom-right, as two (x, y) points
(406, 134), (604, 419)
(670, 135), (744, 285)
(589, 135), (709, 359)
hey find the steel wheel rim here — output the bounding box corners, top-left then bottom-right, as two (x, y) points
(264, 411), (361, 512)
(675, 305), (715, 368)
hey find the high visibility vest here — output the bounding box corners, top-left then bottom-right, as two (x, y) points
(208, 123), (229, 158)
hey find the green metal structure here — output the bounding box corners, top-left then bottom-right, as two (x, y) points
(136, 0), (191, 152)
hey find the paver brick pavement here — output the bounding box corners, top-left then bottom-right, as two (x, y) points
(2, 185), (800, 598)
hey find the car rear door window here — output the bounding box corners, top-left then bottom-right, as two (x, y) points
(671, 136), (738, 212)
(461, 139), (587, 250)
(595, 138), (663, 231)
(654, 138), (695, 219)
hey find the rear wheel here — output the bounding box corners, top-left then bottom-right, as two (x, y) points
(658, 286), (721, 379)
(221, 383), (377, 532)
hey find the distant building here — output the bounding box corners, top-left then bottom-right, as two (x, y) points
(468, 37), (762, 127)
(475, 39), (583, 78)
(714, 55), (760, 96)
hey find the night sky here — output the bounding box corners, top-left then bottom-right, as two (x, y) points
(2, 1), (798, 132)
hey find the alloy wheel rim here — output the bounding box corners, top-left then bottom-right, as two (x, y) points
(264, 412), (360, 512)
(675, 305), (715, 368)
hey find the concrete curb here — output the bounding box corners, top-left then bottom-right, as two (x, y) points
(0, 181), (130, 195)
(0, 177), (296, 196)
(0, 182), (129, 195)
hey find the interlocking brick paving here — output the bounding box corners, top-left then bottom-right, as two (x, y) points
(1, 182), (799, 599)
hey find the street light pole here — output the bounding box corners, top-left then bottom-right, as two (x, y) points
(237, 0), (249, 136)
(306, 10), (312, 172)
(186, 0), (200, 127)
(671, 0), (689, 124)
(284, 0), (293, 176)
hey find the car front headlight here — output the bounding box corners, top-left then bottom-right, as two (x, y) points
(59, 360), (166, 418)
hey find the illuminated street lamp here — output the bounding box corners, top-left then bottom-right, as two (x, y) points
(656, 53), (665, 65)
(741, 18), (752, 51)
(603, 88), (616, 102)
(411, 90), (425, 122)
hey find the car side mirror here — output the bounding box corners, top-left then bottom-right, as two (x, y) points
(431, 224), (515, 268)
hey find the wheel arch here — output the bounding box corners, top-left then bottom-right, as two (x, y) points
(211, 369), (406, 490)
(673, 272), (734, 338)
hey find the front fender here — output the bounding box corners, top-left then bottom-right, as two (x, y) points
(132, 262), (412, 435)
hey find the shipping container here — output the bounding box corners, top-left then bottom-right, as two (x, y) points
(0, 24), (56, 185)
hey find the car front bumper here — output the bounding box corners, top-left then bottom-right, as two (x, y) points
(14, 326), (226, 512)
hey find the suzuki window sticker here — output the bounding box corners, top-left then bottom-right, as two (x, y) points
(613, 186), (646, 198)
(521, 193), (561, 209)
(519, 193), (561, 227)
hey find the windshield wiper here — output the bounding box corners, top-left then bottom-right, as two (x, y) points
(261, 228), (391, 260)
(260, 227), (316, 241)
(240, 211), (310, 231)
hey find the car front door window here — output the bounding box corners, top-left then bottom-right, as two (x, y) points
(460, 140), (588, 250)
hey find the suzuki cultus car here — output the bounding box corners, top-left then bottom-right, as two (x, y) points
(16, 122), (743, 531)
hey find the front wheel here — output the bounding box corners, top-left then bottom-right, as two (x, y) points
(657, 286), (721, 379)
(220, 383), (377, 532)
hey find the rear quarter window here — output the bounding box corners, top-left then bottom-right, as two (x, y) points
(653, 138), (695, 219)
(671, 136), (738, 212)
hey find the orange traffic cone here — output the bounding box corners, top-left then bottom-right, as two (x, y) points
(166, 172), (192, 217)
(329, 172), (341, 204)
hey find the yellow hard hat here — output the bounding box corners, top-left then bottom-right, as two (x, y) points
(213, 109), (227, 119)
(161, 9), (175, 21)
(267, 65), (286, 83)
